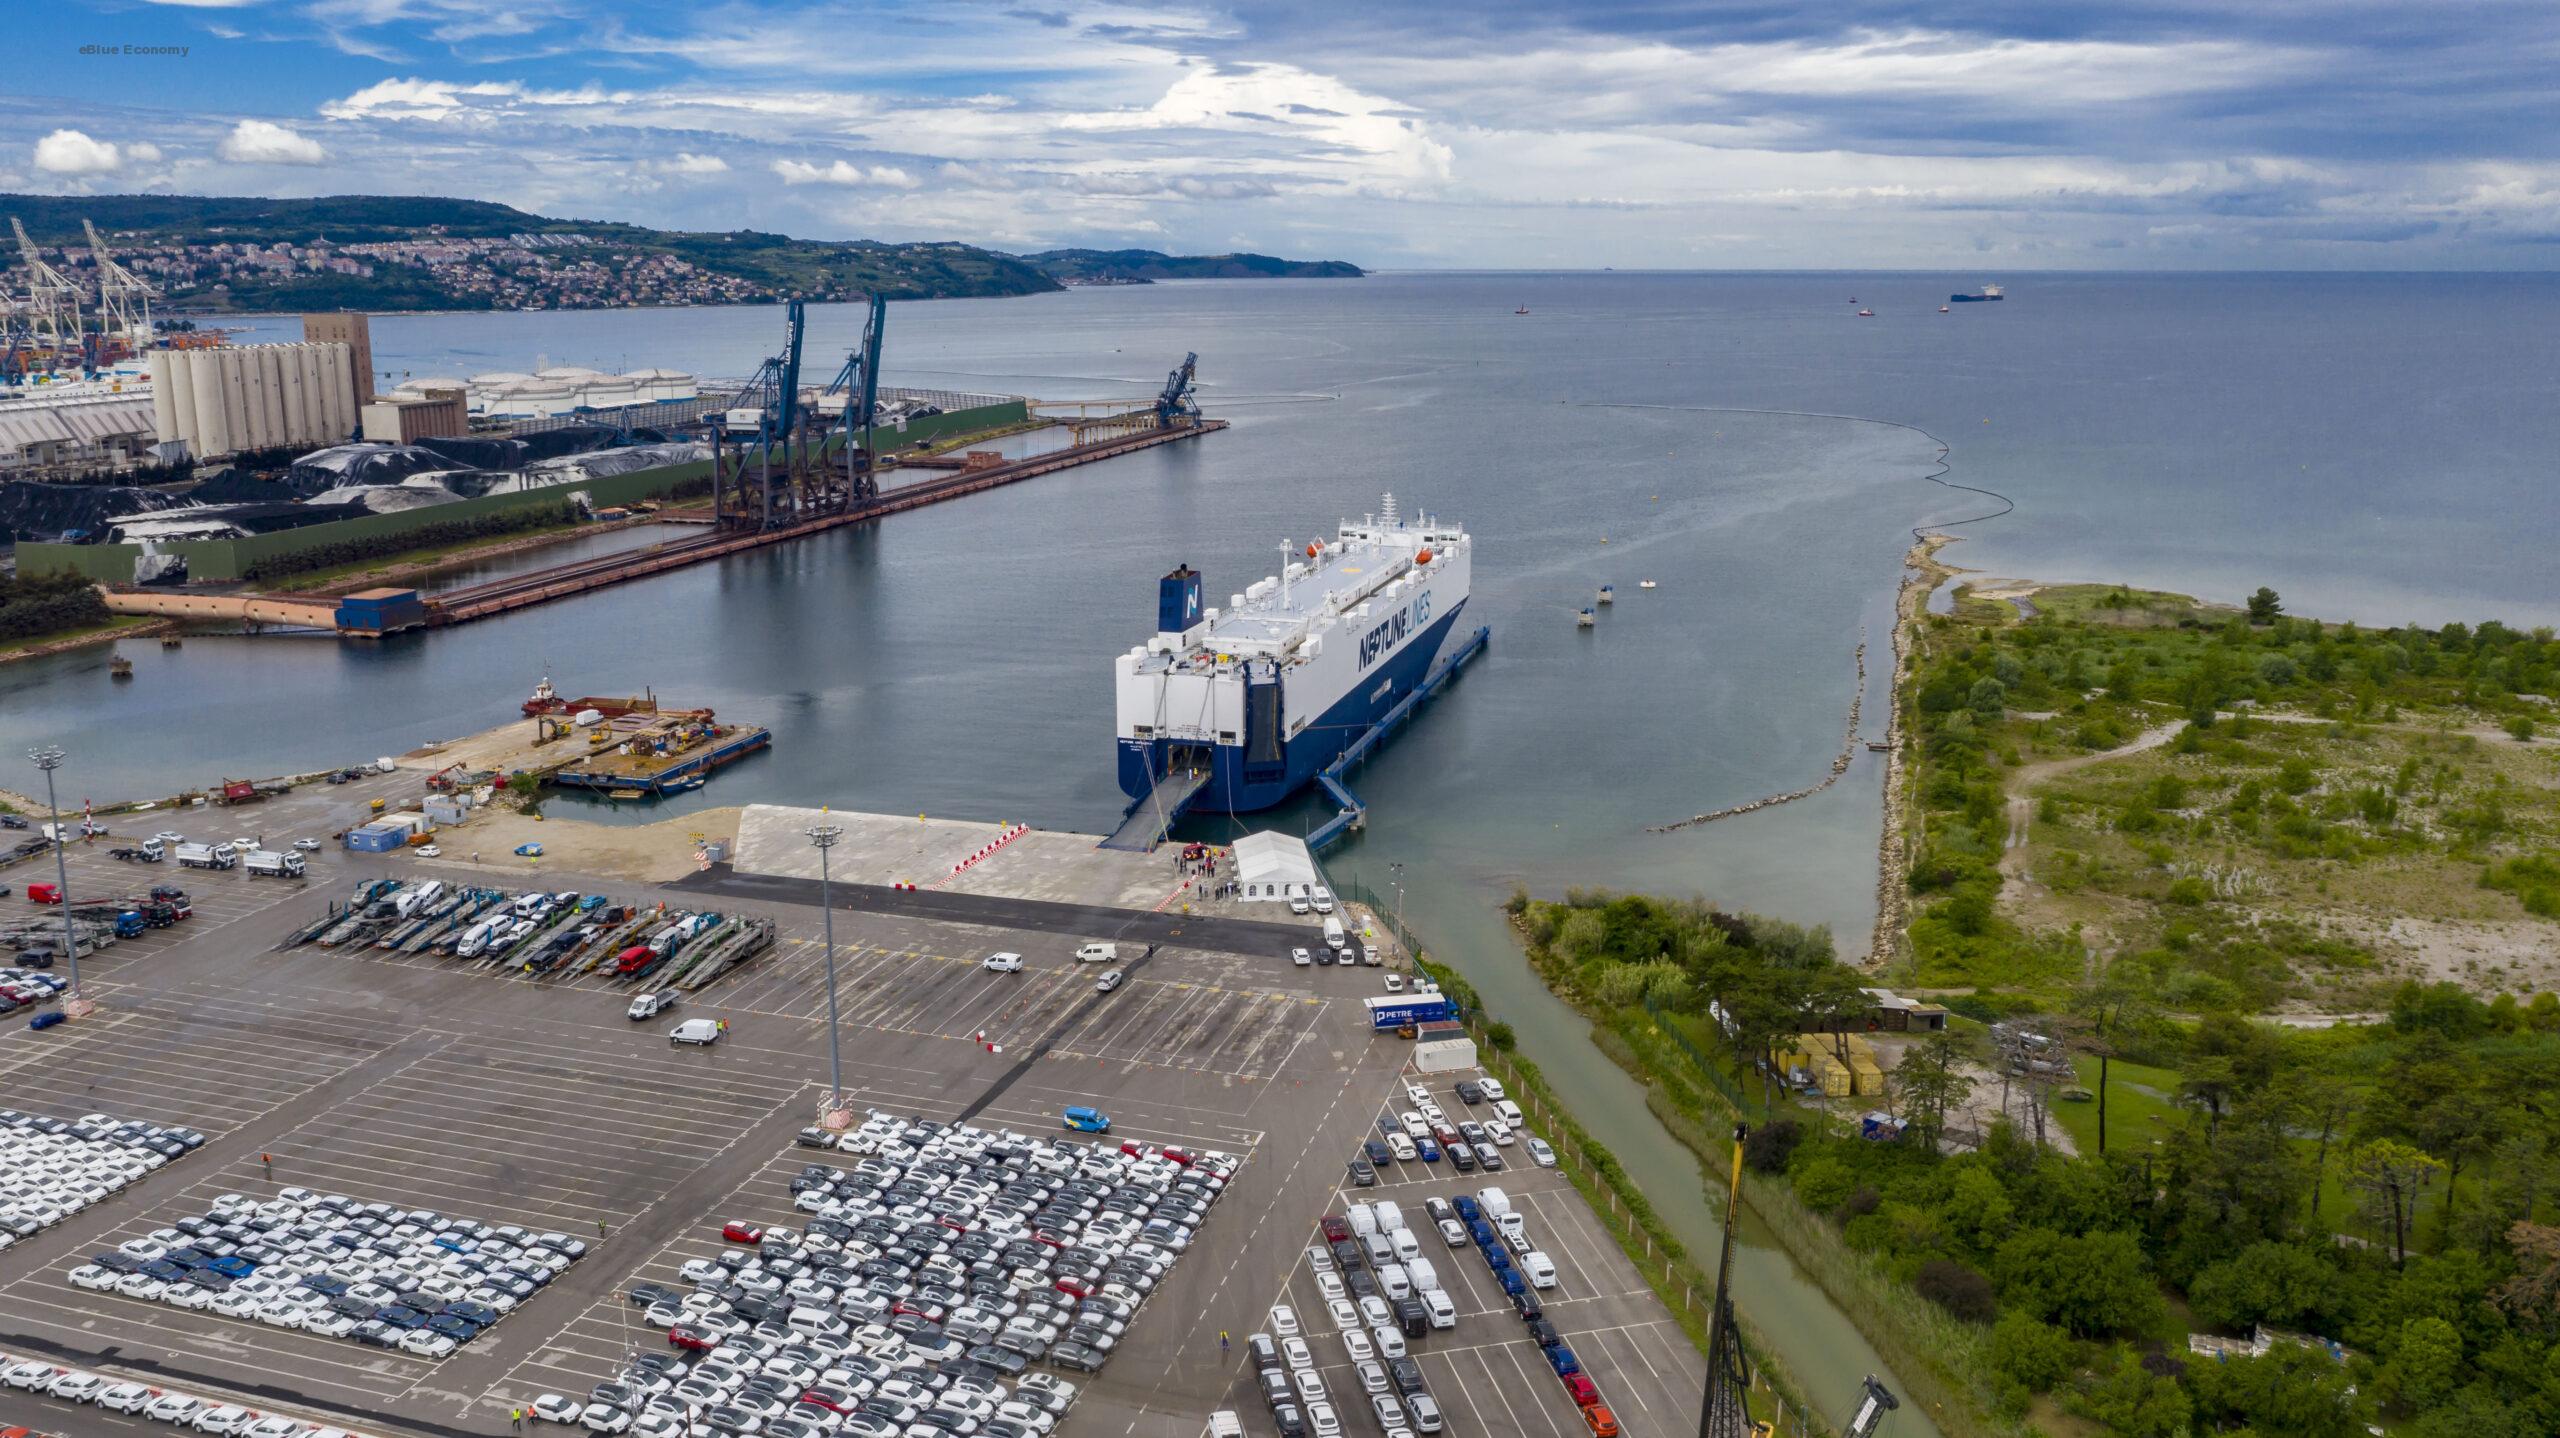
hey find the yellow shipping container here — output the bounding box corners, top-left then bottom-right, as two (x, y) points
(1849, 1058), (1886, 1096)
(1804, 1052), (1853, 1098)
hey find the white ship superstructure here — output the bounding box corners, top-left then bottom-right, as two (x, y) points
(1114, 494), (1472, 814)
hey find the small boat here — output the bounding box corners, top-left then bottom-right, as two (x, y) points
(109, 656), (133, 678)
(160, 634), (181, 648)
(1638, 579), (1658, 590)
(667, 775), (705, 794)
(1576, 609), (1596, 628)
(1938, 306), (1950, 314)
(1857, 309), (1874, 318)
(608, 788), (645, 801)
(1596, 585), (1615, 606)
(1514, 305), (1530, 315)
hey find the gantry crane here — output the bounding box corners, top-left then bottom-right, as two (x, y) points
(9, 217), (84, 369)
(1154, 351), (1200, 428)
(818, 293), (888, 505)
(84, 219), (157, 359)
(711, 299), (809, 530)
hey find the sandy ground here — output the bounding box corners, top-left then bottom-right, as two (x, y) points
(2325, 912), (2560, 994)
(417, 805), (743, 885)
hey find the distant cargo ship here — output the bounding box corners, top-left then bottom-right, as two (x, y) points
(1949, 284), (2005, 303)
(1116, 494), (1471, 814)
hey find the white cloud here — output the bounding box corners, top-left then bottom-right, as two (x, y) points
(33, 129), (123, 176)
(127, 142), (165, 163)
(219, 119), (331, 166)
(662, 152), (728, 175)
(771, 159), (918, 187)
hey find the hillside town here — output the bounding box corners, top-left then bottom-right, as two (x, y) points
(5, 230), (773, 310)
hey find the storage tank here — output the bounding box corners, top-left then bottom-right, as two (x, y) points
(280, 345), (312, 447)
(322, 344), (356, 439)
(148, 350), (179, 443)
(259, 347), (292, 451)
(167, 348), (199, 455)
(228, 346), (261, 452)
(313, 344), (342, 443)
(194, 347), (235, 452)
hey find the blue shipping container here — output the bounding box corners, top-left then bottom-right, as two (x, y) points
(344, 826), (405, 853)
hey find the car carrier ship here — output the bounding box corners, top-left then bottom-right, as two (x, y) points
(1116, 494), (1471, 817)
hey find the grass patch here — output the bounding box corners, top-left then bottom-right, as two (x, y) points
(0, 613), (161, 660)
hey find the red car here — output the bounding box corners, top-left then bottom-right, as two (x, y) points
(720, 1221), (764, 1244)
(891, 1298), (946, 1322)
(1160, 1147), (1196, 1167)
(798, 1390), (856, 1416)
(1563, 1375), (1602, 1408)
(1053, 1276), (1094, 1299)
(668, 1325), (720, 1352)
(1319, 1216), (1351, 1242)
(1118, 1140), (1149, 1160)
(1031, 1230), (1069, 1249)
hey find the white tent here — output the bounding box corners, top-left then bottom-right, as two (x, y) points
(1232, 831), (1319, 902)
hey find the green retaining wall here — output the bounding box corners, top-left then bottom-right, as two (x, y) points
(16, 400), (1030, 585)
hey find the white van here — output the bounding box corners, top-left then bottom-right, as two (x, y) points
(1209, 1414), (1244, 1438)
(1376, 1263), (1412, 1299)
(788, 1306), (850, 1340)
(1372, 1201), (1404, 1234)
(1421, 1290), (1456, 1329)
(1347, 1204), (1379, 1239)
(1523, 1251), (1558, 1289)
(1321, 917), (1346, 948)
(1391, 1227), (1421, 1262)
(1406, 1257), (1439, 1294)
(669, 1019), (722, 1047)
(1477, 1187), (1512, 1220)
(1075, 942), (1117, 963)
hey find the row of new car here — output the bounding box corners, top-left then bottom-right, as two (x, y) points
(0, 1106), (202, 1249)
(1447, 1193), (1616, 1437)
(65, 1186), (588, 1359)
(560, 1110), (1233, 1438)
(1347, 1076), (1555, 1186)
(0, 1353), (377, 1438)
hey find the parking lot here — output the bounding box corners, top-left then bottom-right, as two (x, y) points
(0, 837), (1702, 1438)
(1219, 1071), (1707, 1438)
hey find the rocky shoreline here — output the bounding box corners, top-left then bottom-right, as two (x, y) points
(1867, 531), (1960, 967)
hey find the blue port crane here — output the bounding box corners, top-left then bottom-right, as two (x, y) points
(712, 299), (808, 529)
(818, 294), (888, 504)
(1155, 352), (1200, 428)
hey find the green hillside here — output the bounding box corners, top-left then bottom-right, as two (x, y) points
(1023, 248), (1365, 282)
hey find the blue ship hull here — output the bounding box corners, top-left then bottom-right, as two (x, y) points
(1948, 294), (2002, 302)
(1117, 600), (1468, 814)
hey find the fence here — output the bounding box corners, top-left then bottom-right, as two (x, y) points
(1643, 995), (1769, 1121)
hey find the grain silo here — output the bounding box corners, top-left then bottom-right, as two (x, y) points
(280, 345), (312, 447)
(148, 350), (180, 444)
(256, 347), (290, 451)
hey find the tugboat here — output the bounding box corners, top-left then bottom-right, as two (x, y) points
(1576, 608), (1596, 629)
(1596, 585), (1614, 606)
(109, 656), (133, 679)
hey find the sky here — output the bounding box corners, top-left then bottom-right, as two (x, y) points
(2, 0), (2555, 269)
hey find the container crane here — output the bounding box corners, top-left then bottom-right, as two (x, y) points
(817, 293), (888, 505)
(1154, 351), (1199, 428)
(711, 299), (808, 530)
(9, 216), (84, 368)
(83, 218), (157, 359)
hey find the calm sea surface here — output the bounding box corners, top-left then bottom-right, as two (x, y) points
(9, 272), (2556, 1427)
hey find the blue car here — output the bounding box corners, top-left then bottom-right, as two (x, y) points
(376, 1305), (430, 1330)
(1485, 1248), (1513, 1272)
(430, 1235), (475, 1255)
(1468, 1220), (1497, 1247)
(1545, 1342), (1580, 1376)
(1453, 1197), (1481, 1222)
(207, 1255), (256, 1278)
(1415, 1138), (1442, 1162)
(1499, 1267), (1527, 1297)
(1063, 1106), (1111, 1134)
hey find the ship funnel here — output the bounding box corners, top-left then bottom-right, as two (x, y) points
(1159, 564), (1203, 636)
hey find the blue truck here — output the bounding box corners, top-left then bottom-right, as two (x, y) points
(1364, 993), (1457, 1033)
